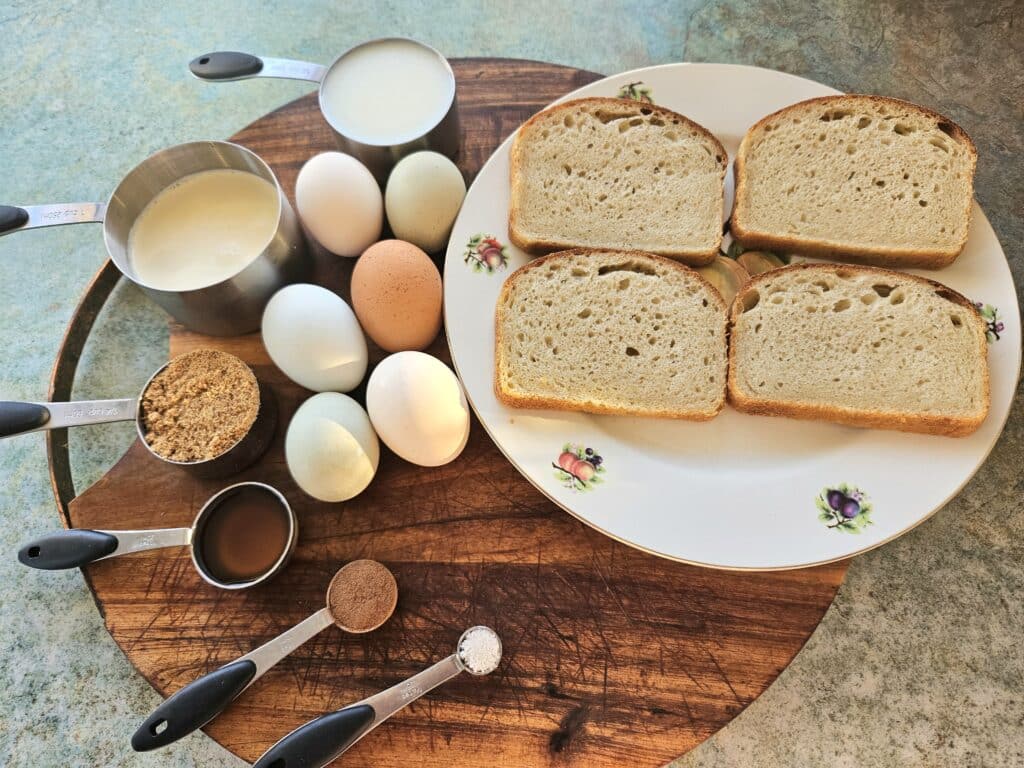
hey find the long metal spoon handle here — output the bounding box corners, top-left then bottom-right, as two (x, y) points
(0, 398), (136, 438)
(188, 52), (327, 83)
(360, 653), (463, 730)
(106, 528), (192, 556)
(253, 655), (464, 768)
(132, 608), (334, 752)
(240, 607), (335, 678)
(0, 203), (106, 236)
(17, 527), (190, 570)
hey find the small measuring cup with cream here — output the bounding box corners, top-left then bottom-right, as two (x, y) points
(0, 349), (277, 478)
(127, 167), (280, 292)
(189, 38), (459, 182)
(17, 482), (296, 589)
(132, 560), (398, 752)
(253, 626), (502, 768)
(0, 141), (309, 335)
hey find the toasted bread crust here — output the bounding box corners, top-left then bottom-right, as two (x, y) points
(726, 263), (990, 437)
(494, 248), (727, 419)
(509, 98), (727, 267)
(731, 95), (977, 270)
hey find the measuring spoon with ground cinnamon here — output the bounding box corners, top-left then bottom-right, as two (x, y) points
(131, 559), (398, 752)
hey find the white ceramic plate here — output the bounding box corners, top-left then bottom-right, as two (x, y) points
(443, 63), (1020, 570)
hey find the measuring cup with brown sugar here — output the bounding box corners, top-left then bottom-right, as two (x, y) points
(18, 482), (296, 590)
(131, 559), (398, 752)
(0, 348), (276, 478)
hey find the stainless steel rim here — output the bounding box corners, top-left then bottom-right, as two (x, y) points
(102, 139), (286, 293)
(454, 625), (502, 675)
(188, 481), (297, 590)
(316, 37), (457, 147)
(132, 353), (264, 470)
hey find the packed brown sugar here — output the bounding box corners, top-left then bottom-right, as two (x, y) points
(140, 349), (259, 462)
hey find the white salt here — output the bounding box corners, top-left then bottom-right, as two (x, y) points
(458, 626), (502, 674)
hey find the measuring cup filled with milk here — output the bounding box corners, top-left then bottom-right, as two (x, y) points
(0, 141), (310, 336)
(188, 38), (459, 182)
(128, 167), (279, 291)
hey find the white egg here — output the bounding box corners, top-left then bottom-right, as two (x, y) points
(295, 152), (383, 257)
(286, 392), (379, 502)
(366, 351), (469, 467)
(384, 151), (466, 253)
(262, 284), (367, 392)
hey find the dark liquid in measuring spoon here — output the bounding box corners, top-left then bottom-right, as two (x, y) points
(198, 486), (290, 584)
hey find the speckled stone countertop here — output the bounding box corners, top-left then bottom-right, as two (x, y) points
(0, 1), (1020, 766)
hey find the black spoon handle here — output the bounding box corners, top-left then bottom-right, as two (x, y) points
(0, 205), (29, 234)
(131, 660), (257, 751)
(18, 530), (118, 569)
(0, 401), (49, 437)
(252, 705), (376, 768)
(252, 653), (467, 768)
(188, 51), (264, 80)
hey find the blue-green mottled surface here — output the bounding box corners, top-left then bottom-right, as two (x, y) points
(0, 1), (1021, 766)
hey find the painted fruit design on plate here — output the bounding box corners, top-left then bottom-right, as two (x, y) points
(974, 302), (1004, 343)
(464, 234), (508, 274)
(553, 443), (605, 491)
(616, 81), (653, 103)
(816, 484), (873, 533)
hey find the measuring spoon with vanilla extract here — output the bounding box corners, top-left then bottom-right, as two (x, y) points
(18, 482), (295, 590)
(131, 559), (398, 752)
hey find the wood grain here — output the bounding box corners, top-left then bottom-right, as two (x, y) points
(60, 58), (847, 767)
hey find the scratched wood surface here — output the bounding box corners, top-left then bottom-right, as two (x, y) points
(62, 59), (848, 766)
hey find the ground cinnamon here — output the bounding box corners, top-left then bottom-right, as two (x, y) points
(140, 349), (259, 462)
(327, 560), (398, 633)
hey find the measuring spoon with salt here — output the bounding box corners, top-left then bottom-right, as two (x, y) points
(131, 559), (397, 752)
(252, 625), (502, 768)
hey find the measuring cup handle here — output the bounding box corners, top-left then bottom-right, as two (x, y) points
(0, 398), (137, 438)
(0, 203), (106, 236)
(131, 660), (257, 752)
(189, 52), (327, 83)
(189, 51), (264, 80)
(18, 530), (118, 569)
(0, 206), (29, 234)
(0, 402), (50, 437)
(252, 705), (376, 768)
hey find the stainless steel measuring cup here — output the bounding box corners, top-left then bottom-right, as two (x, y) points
(0, 352), (277, 478)
(252, 626), (502, 768)
(16, 482), (296, 590)
(189, 37), (459, 182)
(0, 141), (309, 335)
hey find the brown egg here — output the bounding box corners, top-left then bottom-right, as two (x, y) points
(351, 240), (443, 352)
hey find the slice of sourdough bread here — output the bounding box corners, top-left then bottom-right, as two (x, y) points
(495, 249), (727, 419)
(509, 98), (727, 266)
(731, 95), (977, 269)
(727, 264), (989, 436)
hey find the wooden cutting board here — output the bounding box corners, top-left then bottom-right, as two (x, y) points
(51, 58), (847, 767)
